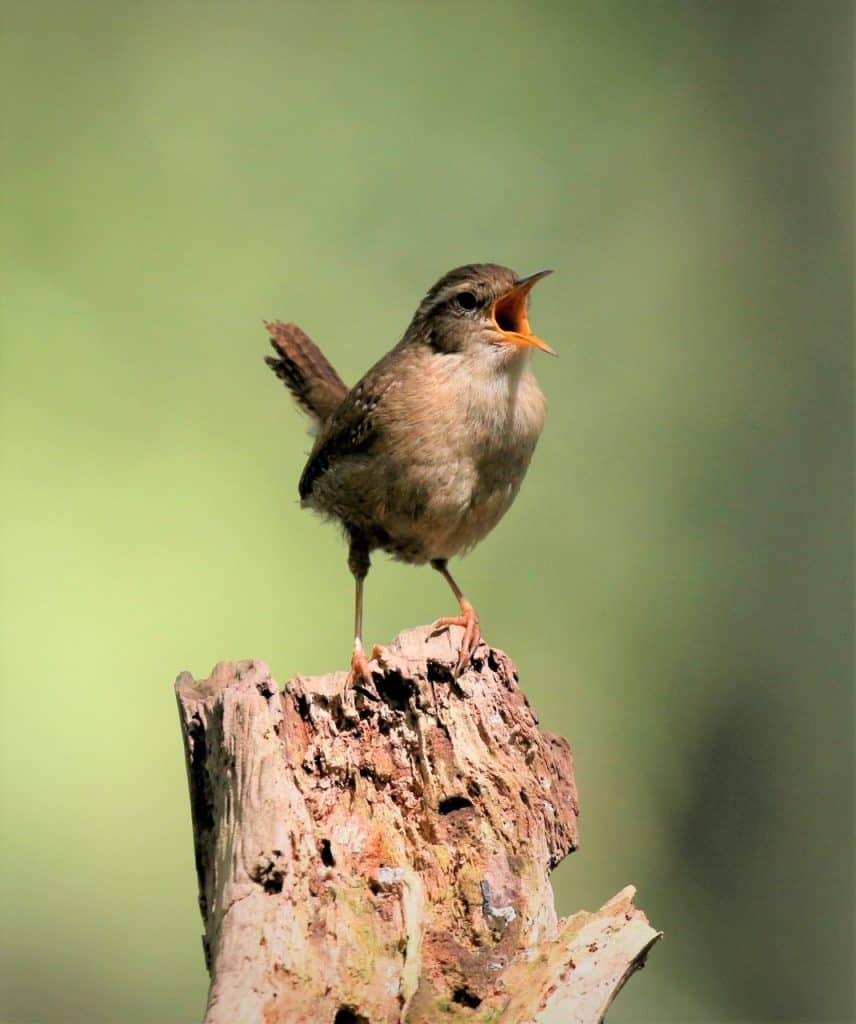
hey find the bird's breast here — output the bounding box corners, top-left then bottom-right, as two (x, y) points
(377, 350), (547, 560)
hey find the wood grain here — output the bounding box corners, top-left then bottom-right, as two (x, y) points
(176, 626), (659, 1023)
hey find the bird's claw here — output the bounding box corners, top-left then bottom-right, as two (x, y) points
(349, 644), (375, 689)
(432, 598), (481, 676)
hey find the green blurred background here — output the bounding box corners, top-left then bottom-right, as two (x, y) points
(1, 2), (852, 1021)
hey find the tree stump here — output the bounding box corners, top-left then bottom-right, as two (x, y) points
(176, 625), (660, 1023)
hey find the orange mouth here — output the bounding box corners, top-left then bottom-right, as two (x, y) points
(491, 270), (555, 355)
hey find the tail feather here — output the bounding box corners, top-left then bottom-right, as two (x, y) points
(264, 320), (348, 423)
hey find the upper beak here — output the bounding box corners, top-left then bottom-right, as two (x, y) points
(491, 270), (555, 356)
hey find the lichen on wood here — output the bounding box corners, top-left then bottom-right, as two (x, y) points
(176, 625), (659, 1023)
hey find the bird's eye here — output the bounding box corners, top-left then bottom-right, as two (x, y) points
(455, 291), (478, 311)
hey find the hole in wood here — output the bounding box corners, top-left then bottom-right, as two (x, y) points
(334, 1008), (369, 1024)
(320, 838), (335, 867)
(250, 860), (285, 894)
(426, 658), (454, 684)
(452, 987), (482, 1008)
(374, 669), (411, 709)
(438, 795), (474, 814)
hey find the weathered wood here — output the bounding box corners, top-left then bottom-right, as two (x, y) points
(176, 625), (659, 1023)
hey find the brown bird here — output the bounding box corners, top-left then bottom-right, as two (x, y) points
(265, 263), (554, 685)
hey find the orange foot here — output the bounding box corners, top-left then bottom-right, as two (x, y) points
(432, 597), (481, 676)
(348, 642), (375, 689)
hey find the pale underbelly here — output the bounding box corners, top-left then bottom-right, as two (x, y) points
(379, 480), (520, 562)
(320, 451), (529, 564)
(307, 386), (542, 564)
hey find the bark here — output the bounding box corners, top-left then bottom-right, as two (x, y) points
(176, 625), (660, 1024)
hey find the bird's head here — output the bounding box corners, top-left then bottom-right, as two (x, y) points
(407, 263), (555, 360)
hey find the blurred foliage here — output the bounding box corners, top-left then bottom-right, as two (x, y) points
(1, 1), (852, 1022)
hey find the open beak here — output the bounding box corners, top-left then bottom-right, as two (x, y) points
(491, 269), (555, 356)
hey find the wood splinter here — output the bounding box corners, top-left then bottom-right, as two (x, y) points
(176, 624), (660, 1023)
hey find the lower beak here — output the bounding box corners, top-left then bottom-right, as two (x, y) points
(491, 270), (555, 356)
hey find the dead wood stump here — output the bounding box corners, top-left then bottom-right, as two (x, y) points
(176, 625), (660, 1023)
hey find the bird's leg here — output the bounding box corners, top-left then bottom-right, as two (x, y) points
(348, 535), (374, 688)
(430, 559), (481, 675)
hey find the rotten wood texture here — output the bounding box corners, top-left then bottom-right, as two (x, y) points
(176, 625), (660, 1024)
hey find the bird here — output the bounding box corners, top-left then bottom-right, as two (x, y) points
(264, 263), (554, 686)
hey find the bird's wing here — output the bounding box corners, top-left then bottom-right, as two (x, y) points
(298, 355), (399, 502)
